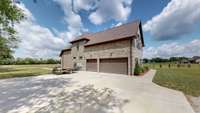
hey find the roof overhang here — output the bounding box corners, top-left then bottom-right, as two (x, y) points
(84, 36), (136, 47)
(70, 38), (89, 44)
(59, 48), (71, 57)
(139, 22), (145, 47)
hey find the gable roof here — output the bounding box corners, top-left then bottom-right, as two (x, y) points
(60, 20), (144, 56)
(70, 33), (91, 43)
(59, 48), (71, 57)
(70, 20), (144, 47)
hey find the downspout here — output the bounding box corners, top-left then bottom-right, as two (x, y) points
(61, 56), (63, 69)
(130, 38), (133, 76)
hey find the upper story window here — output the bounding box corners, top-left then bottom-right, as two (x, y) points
(135, 28), (142, 50)
(133, 39), (137, 48)
(76, 44), (79, 51)
(133, 38), (141, 50)
(137, 41), (141, 49)
(135, 58), (139, 64)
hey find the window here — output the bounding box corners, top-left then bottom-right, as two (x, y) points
(77, 44), (79, 51)
(135, 58), (139, 64)
(79, 56), (83, 59)
(140, 59), (143, 64)
(133, 39), (137, 48)
(73, 57), (76, 59)
(137, 42), (141, 49)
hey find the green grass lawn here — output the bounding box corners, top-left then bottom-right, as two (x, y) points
(0, 65), (56, 79)
(145, 63), (200, 96)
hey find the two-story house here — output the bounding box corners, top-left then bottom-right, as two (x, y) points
(60, 20), (144, 75)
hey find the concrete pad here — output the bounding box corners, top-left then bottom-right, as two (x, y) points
(0, 70), (195, 113)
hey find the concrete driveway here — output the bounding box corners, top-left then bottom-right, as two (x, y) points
(0, 70), (194, 113)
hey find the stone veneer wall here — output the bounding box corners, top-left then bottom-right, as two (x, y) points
(61, 50), (72, 69)
(70, 40), (86, 71)
(131, 30), (143, 74)
(62, 38), (143, 75)
(84, 39), (132, 74)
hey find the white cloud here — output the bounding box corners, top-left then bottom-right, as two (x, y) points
(52, 0), (133, 30)
(89, 0), (133, 25)
(53, 0), (85, 40)
(14, 3), (68, 58)
(144, 39), (200, 58)
(143, 0), (200, 40)
(115, 22), (123, 27)
(14, 0), (133, 58)
(73, 0), (98, 11)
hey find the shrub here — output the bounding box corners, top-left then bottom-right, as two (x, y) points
(134, 61), (141, 75)
(134, 63), (150, 75)
(144, 66), (149, 71)
(168, 64), (171, 68)
(141, 67), (144, 73)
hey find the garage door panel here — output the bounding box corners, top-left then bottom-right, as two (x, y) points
(100, 58), (128, 75)
(86, 59), (97, 72)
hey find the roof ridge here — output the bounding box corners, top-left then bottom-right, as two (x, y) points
(74, 20), (141, 39)
(89, 20), (141, 37)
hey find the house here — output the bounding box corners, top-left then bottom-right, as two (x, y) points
(60, 20), (144, 75)
(180, 59), (190, 64)
(192, 56), (200, 64)
(196, 59), (200, 64)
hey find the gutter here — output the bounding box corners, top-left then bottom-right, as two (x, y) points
(130, 37), (133, 75)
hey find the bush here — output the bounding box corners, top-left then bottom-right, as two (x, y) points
(141, 67), (144, 73)
(134, 62), (149, 75)
(144, 66), (149, 71)
(134, 61), (141, 75)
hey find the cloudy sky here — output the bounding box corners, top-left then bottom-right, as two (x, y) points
(14, 0), (200, 58)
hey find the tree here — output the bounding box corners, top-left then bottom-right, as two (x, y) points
(0, 0), (24, 61)
(0, 38), (13, 59)
(143, 58), (149, 63)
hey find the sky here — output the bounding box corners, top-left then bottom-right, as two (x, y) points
(14, 0), (200, 59)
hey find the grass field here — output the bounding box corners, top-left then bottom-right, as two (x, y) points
(145, 63), (200, 96)
(0, 65), (56, 79)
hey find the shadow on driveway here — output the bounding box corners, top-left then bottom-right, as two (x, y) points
(0, 76), (129, 113)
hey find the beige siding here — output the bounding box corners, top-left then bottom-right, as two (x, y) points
(61, 51), (72, 69)
(84, 39), (130, 59)
(61, 36), (143, 75)
(84, 39), (132, 75)
(71, 40), (87, 70)
(131, 28), (143, 74)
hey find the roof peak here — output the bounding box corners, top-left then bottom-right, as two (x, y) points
(75, 20), (141, 39)
(91, 20), (141, 36)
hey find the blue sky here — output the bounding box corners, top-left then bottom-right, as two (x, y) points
(14, 0), (200, 58)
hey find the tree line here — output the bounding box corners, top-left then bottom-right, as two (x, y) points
(143, 57), (191, 63)
(0, 1), (60, 65)
(0, 58), (60, 65)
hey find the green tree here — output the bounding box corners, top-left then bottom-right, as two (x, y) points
(0, 0), (24, 61)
